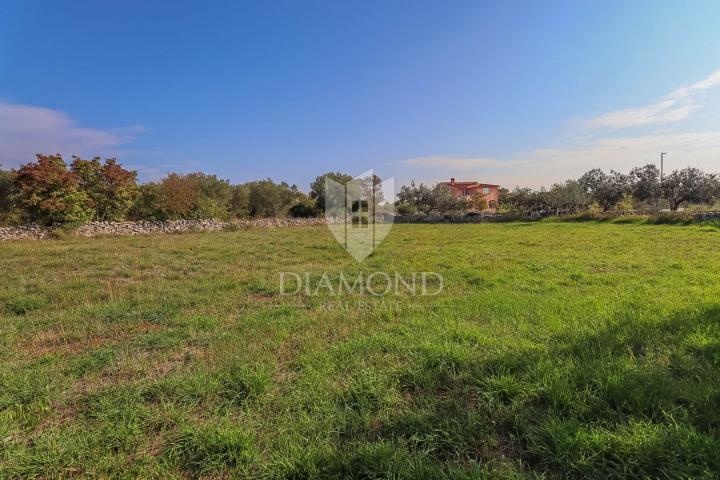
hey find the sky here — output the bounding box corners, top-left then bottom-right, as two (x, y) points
(1, 0), (720, 190)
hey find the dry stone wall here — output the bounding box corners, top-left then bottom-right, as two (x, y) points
(0, 225), (49, 241)
(0, 218), (331, 241)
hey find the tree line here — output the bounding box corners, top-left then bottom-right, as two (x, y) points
(500, 165), (720, 216)
(2, 154), (719, 225)
(0, 156), (397, 226)
(0, 155), (357, 225)
(395, 165), (720, 216)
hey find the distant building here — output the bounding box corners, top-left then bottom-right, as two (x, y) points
(439, 178), (501, 212)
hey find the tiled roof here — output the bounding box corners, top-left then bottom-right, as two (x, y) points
(439, 181), (500, 188)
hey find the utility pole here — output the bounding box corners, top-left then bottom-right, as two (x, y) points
(660, 153), (667, 179)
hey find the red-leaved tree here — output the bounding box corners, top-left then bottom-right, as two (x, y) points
(14, 154), (92, 225)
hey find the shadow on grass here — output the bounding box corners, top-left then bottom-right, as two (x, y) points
(553, 213), (720, 229)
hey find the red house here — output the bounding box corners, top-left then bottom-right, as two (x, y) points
(439, 178), (501, 212)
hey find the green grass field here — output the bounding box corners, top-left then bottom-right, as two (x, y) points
(1, 221), (719, 479)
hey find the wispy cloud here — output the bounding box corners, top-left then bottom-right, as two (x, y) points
(396, 70), (720, 189)
(585, 69), (720, 129)
(0, 101), (142, 168)
(401, 155), (511, 170)
(395, 131), (720, 190)
(500, 131), (720, 188)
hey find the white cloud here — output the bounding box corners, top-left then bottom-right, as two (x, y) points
(395, 132), (720, 190)
(0, 101), (141, 168)
(396, 70), (720, 190)
(501, 131), (720, 188)
(585, 68), (720, 128)
(401, 155), (511, 170)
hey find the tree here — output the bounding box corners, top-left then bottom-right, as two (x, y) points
(230, 184), (251, 218)
(71, 156), (138, 221)
(546, 180), (589, 214)
(700, 174), (720, 206)
(0, 166), (17, 223)
(660, 167), (708, 211)
(361, 173), (385, 205)
(246, 179), (303, 217)
(579, 169), (630, 212)
(629, 164), (661, 204)
(309, 172), (354, 212)
(14, 154), (92, 225)
(397, 182), (465, 214)
(157, 173), (200, 219)
(468, 192), (488, 211)
(186, 172), (233, 219)
(502, 187), (544, 215)
(128, 182), (163, 220)
(495, 187), (514, 213)
(397, 181), (432, 214)
(432, 184), (467, 214)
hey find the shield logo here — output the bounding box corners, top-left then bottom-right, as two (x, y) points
(325, 170), (395, 262)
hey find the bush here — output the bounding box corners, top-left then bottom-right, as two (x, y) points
(289, 200), (319, 218)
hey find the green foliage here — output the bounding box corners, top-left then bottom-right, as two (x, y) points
(398, 181), (466, 214)
(617, 192), (635, 212)
(128, 182), (163, 220)
(246, 178), (304, 217)
(71, 156), (138, 221)
(468, 192), (488, 211)
(128, 175), (306, 220)
(289, 198), (320, 217)
(501, 187), (546, 215)
(396, 202), (414, 215)
(187, 172), (234, 219)
(579, 169), (630, 212)
(661, 167), (711, 211)
(629, 164), (661, 203)
(310, 171), (354, 211)
(230, 183), (251, 218)
(546, 180), (590, 213)
(0, 166), (18, 224)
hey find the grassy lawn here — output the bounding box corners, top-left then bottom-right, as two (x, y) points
(1, 221), (719, 479)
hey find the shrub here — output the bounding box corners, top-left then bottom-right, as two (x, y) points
(289, 200), (319, 218)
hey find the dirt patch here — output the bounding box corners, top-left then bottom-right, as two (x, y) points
(18, 321), (167, 358)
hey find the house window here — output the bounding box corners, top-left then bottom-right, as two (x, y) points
(483, 187), (490, 194)
(464, 188), (469, 196)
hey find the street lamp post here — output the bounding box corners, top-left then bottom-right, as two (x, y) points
(660, 153), (667, 179)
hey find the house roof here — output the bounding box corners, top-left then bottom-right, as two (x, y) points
(438, 181), (501, 188)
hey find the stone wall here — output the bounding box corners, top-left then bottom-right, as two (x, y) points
(3, 212), (719, 241)
(0, 218), (331, 241)
(0, 225), (49, 241)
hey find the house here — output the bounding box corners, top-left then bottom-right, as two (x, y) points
(439, 178), (501, 212)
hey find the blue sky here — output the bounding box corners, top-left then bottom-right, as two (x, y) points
(1, 0), (720, 189)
